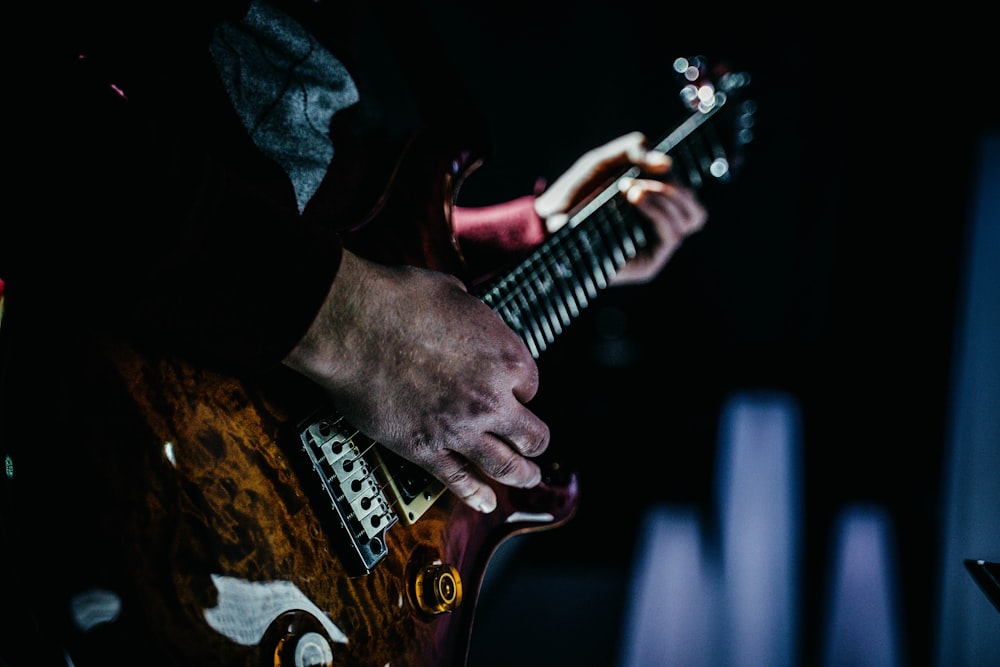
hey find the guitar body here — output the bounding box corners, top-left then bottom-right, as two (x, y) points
(0, 125), (578, 667)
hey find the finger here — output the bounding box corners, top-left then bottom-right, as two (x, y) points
(481, 433), (545, 483)
(537, 132), (647, 215)
(491, 403), (550, 459)
(638, 150), (671, 175)
(461, 431), (544, 488)
(416, 399), (549, 514)
(658, 186), (709, 233)
(467, 404), (548, 471)
(432, 433), (544, 514)
(618, 135), (671, 176)
(601, 131), (648, 165)
(620, 179), (707, 232)
(589, 132), (669, 176)
(429, 452), (501, 514)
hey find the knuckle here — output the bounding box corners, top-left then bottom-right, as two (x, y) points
(445, 466), (472, 487)
(491, 452), (522, 480)
(521, 427), (549, 457)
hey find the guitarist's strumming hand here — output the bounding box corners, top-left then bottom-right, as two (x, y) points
(283, 249), (549, 515)
(283, 132), (707, 514)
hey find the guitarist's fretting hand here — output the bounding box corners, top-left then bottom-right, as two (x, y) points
(536, 132), (708, 285)
(283, 132), (706, 514)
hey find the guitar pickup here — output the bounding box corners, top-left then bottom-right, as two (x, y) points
(370, 446), (445, 526)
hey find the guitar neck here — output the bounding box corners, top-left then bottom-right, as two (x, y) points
(475, 79), (747, 357)
(475, 187), (645, 358)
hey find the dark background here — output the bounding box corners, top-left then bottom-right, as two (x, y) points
(400, 3), (998, 666)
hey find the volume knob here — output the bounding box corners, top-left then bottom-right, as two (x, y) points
(414, 562), (463, 614)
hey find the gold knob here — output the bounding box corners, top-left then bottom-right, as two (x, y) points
(414, 562), (463, 614)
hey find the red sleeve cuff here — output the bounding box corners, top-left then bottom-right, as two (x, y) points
(452, 195), (545, 254)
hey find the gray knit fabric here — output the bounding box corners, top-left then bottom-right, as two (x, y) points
(209, 0), (359, 212)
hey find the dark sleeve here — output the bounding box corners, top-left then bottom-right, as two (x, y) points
(8, 3), (346, 374)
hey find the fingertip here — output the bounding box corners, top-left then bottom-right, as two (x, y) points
(477, 495), (497, 514)
(624, 130), (646, 145)
(646, 151), (671, 171)
(464, 487), (497, 514)
(617, 176), (643, 204)
(544, 212), (570, 234)
(626, 183), (643, 204)
(522, 459), (544, 489)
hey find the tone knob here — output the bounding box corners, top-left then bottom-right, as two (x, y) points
(266, 611), (334, 667)
(284, 632), (333, 667)
(413, 562), (463, 614)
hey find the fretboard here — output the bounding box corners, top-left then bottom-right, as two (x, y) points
(475, 189), (645, 358)
(474, 75), (751, 358)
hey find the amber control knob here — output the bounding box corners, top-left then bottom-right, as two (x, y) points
(414, 561), (463, 614)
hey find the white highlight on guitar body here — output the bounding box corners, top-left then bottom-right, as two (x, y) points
(203, 574), (349, 646)
(69, 588), (122, 632)
(163, 441), (176, 466)
(505, 511), (556, 524)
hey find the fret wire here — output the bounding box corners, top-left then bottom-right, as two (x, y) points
(563, 226), (600, 299)
(602, 209), (631, 264)
(631, 207), (649, 248)
(537, 233), (590, 318)
(479, 196), (647, 348)
(495, 299), (520, 336)
(616, 199), (650, 261)
(603, 193), (631, 250)
(474, 169), (658, 356)
(507, 278), (546, 354)
(523, 255), (564, 340)
(514, 234), (578, 325)
(517, 276), (554, 346)
(606, 196), (639, 260)
(598, 210), (626, 281)
(517, 255), (556, 343)
(499, 300), (540, 358)
(593, 208), (627, 274)
(582, 222), (612, 290)
(489, 258), (528, 311)
(506, 223), (594, 310)
(536, 246), (575, 326)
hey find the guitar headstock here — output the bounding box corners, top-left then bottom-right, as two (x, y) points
(657, 55), (755, 189)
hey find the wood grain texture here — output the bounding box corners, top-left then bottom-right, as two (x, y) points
(10, 337), (575, 666)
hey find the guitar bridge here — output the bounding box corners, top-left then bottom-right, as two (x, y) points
(298, 410), (399, 575)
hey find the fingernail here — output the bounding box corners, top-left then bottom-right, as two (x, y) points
(545, 212), (570, 234)
(478, 497), (496, 514)
(618, 177), (634, 193)
(647, 152), (671, 168)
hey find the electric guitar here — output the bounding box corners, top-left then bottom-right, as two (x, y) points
(0, 57), (752, 667)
